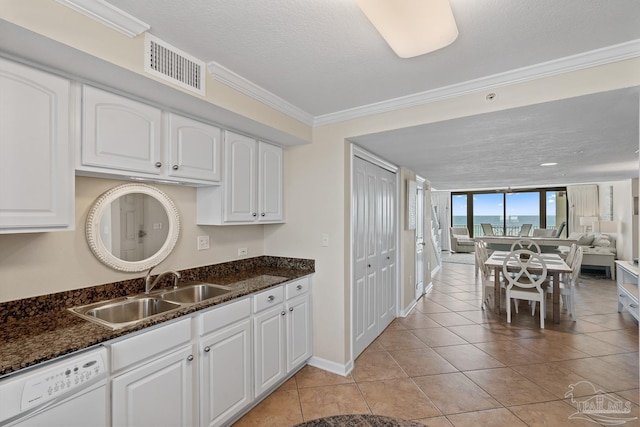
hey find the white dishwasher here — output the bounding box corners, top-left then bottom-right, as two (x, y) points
(0, 347), (108, 427)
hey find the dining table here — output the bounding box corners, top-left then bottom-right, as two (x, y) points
(484, 250), (572, 324)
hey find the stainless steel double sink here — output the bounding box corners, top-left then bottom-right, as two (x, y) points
(70, 283), (236, 329)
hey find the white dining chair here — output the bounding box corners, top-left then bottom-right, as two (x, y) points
(476, 240), (501, 310)
(510, 239), (542, 254)
(503, 249), (548, 328)
(542, 246), (583, 320)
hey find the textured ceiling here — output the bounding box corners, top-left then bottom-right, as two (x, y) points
(103, 0), (640, 190)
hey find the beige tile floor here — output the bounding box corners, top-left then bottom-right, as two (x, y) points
(233, 261), (639, 426)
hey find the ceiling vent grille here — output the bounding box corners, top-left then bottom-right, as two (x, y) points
(144, 34), (205, 96)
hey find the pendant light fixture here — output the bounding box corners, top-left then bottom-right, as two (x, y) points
(356, 0), (459, 58)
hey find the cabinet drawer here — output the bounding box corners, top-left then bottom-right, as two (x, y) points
(110, 318), (191, 372)
(253, 286), (284, 313)
(285, 277), (310, 300)
(198, 297), (251, 336)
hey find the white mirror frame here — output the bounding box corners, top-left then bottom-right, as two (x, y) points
(86, 183), (181, 272)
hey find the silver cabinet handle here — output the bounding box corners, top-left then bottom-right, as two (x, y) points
(172, 164), (179, 170)
(289, 307), (294, 312)
(267, 295), (275, 302)
(620, 294), (626, 297)
(155, 162), (162, 168)
(261, 213), (266, 216)
(252, 212), (257, 217)
(630, 304), (638, 308)
(204, 346), (210, 353)
(296, 284), (303, 290)
(281, 311), (286, 316)
(187, 355), (194, 362)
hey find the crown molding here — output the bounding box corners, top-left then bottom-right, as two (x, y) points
(313, 39), (640, 126)
(208, 40), (639, 129)
(56, 0), (150, 37)
(207, 61), (315, 126)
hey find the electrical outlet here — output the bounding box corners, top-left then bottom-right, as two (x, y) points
(197, 235), (210, 251)
(238, 247), (248, 256)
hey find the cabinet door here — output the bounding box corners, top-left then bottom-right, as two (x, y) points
(224, 131), (257, 222)
(286, 294), (312, 372)
(253, 305), (286, 397)
(0, 58), (73, 232)
(111, 346), (194, 427)
(258, 141), (284, 222)
(82, 85), (162, 175)
(167, 113), (221, 182)
(200, 319), (252, 427)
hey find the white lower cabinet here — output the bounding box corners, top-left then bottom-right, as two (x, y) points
(111, 346), (195, 427)
(197, 298), (252, 427)
(253, 277), (312, 398)
(254, 303), (287, 397)
(109, 319), (195, 427)
(107, 278), (312, 427)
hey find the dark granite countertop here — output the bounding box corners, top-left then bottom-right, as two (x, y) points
(0, 256), (314, 378)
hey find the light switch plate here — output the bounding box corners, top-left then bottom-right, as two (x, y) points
(321, 233), (329, 247)
(197, 235), (210, 250)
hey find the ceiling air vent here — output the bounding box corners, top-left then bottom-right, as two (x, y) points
(144, 33), (205, 96)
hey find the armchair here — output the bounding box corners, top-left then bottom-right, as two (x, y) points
(450, 227), (475, 253)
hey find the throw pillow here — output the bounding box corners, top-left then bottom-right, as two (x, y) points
(577, 234), (595, 246)
(593, 235), (611, 247)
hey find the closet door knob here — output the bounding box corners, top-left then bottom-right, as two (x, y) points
(155, 162), (162, 168)
(204, 346), (210, 353)
(172, 164), (179, 170)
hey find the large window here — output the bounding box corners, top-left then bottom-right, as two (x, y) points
(452, 188), (567, 237)
(452, 194), (468, 227)
(473, 193), (503, 236)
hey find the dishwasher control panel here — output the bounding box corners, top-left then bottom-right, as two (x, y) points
(21, 350), (107, 410)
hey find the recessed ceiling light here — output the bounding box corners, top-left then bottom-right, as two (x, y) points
(540, 163), (557, 167)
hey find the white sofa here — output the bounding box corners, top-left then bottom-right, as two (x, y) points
(566, 232), (617, 279)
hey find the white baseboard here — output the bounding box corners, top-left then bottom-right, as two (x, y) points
(424, 282), (433, 293)
(400, 299), (418, 317)
(307, 356), (354, 377)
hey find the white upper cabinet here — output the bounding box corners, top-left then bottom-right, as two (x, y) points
(197, 131), (284, 225)
(78, 86), (221, 186)
(225, 132), (257, 222)
(0, 58), (74, 233)
(258, 141), (284, 222)
(167, 113), (221, 182)
(81, 85), (162, 175)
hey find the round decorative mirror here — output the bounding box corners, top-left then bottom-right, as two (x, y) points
(86, 183), (180, 272)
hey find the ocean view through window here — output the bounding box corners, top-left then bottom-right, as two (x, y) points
(452, 188), (567, 237)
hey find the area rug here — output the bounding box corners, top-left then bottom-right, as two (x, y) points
(440, 252), (475, 265)
(294, 414), (425, 427)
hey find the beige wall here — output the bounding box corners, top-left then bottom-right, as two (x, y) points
(1, 1), (639, 369)
(0, 176), (266, 302)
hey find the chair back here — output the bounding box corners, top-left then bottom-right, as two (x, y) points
(475, 240), (490, 278)
(502, 250), (548, 292)
(555, 221), (567, 238)
(519, 224), (533, 236)
(565, 243), (578, 266)
(569, 246), (583, 285)
(510, 239), (541, 253)
(481, 223), (494, 236)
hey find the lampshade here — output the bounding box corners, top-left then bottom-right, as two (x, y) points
(579, 217), (598, 226)
(356, 0), (459, 58)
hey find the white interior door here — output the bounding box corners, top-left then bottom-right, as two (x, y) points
(415, 179), (425, 299)
(352, 154), (397, 359)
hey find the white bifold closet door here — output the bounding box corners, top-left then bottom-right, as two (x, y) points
(353, 156), (397, 359)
